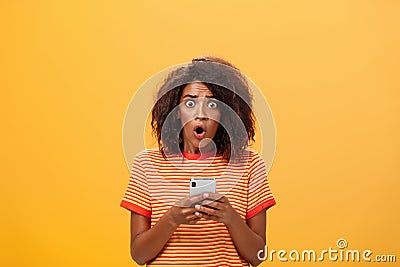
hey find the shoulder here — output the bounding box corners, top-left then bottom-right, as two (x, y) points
(243, 150), (268, 175)
(136, 148), (161, 159)
(135, 148), (183, 163)
(242, 149), (264, 164)
(134, 148), (162, 163)
(247, 149), (261, 158)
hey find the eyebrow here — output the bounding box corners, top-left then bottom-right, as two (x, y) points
(182, 94), (216, 99)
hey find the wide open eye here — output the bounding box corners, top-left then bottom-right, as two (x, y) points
(207, 100), (218, 109)
(185, 100), (196, 108)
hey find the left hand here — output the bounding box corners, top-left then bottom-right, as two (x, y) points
(194, 192), (238, 225)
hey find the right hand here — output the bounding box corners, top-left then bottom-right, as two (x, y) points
(167, 193), (209, 226)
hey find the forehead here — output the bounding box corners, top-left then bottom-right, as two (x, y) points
(181, 82), (213, 97)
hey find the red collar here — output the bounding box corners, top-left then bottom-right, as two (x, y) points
(182, 151), (217, 160)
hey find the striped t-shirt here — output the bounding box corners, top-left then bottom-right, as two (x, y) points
(120, 148), (276, 267)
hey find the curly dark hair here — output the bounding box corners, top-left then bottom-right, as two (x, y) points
(151, 56), (255, 162)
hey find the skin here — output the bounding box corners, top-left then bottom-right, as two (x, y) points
(129, 83), (267, 266)
(177, 82), (221, 154)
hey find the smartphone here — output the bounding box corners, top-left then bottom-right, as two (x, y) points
(189, 178), (216, 197)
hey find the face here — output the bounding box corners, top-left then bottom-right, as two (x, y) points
(177, 82), (221, 154)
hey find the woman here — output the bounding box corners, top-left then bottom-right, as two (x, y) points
(120, 56), (276, 266)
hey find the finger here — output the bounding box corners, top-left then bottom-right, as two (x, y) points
(195, 204), (220, 216)
(200, 199), (224, 208)
(186, 213), (202, 224)
(201, 204), (219, 211)
(195, 211), (220, 222)
(204, 192), (225, 202)
(174, 196), (192, 207)
(201, 198), (224, 205)
(176, 194), (205, 207)
(181, 207), (197, 216)
(186, 213), (201, 221)
(187, 194), (208, 205)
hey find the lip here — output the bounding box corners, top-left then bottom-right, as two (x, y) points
(193, 125), (206, 139)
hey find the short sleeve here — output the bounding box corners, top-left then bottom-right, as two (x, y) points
(246, 151), (276, 220)
(120, 153), (152, 218)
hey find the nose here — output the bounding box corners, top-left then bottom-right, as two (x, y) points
(195, 100), (208, 120)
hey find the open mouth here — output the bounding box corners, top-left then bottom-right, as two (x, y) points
(194, 126), (206, 139)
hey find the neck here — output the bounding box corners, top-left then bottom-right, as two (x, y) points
(182, 142), (216, 154)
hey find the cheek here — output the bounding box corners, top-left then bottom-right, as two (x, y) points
(204, 108), (221, 122)
(180, 115), (193, 128)
(179, 107), (195, 124)
(179, 113), (193, 133)
(209, 111), (221, 126)
(181, 122), (192, 134)
(209, 120), (220, 133)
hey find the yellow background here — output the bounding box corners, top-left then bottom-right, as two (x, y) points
(1, 1), (399, 266)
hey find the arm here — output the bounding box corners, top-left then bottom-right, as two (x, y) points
(226, 210), (266, 266)
(195, 194), (267, 266)
(129, 195), (205, 265)
(130, 211), (176, 265)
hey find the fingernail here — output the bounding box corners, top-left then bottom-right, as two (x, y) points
(195, 204), (200, 210)
(195, 212), (200, 216)
(203, 193), (209, 198)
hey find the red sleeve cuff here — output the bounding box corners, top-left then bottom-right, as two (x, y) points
(246, 199), (276, 220)
(120, 200), (151, 218)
